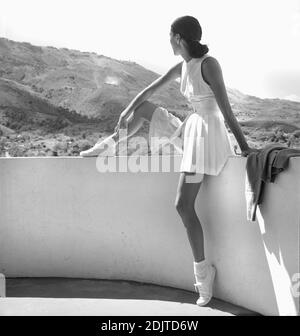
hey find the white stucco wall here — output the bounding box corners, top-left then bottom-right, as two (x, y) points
(0, 155), (299, 316)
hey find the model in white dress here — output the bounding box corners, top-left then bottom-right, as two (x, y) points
(149, 53), (235, 175)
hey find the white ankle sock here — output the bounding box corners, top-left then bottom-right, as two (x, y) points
(193, 260), (209, 282)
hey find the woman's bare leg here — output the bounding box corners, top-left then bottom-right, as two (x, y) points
(80, 101), (157, 156)
(176, 171), (216, 307)
(175, 172), (205, 262)
(112, 100), (157, 145)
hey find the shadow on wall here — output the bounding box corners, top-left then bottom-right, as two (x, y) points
(255, 165), (299, 316)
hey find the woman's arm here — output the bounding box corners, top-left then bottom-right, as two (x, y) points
(116, 61), (183, 127)
(202, 57), (250, 152)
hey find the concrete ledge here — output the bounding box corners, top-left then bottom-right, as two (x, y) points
(0, 156), (299, 316)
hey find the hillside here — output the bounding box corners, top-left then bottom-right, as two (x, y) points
(0, 37), (299, 156)
(0, 37), (189, 119)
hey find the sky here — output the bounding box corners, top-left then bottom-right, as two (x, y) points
(0, 0), (300, 101)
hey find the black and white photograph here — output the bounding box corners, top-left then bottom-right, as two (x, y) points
(0, 0), (299, 321)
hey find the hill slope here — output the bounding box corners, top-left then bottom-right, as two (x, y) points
(0, 37), (299, 156)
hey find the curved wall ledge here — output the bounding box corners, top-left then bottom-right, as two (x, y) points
(0, 155), (299, 316)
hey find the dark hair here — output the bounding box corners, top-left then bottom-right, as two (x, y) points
(171, 15), (209, 58)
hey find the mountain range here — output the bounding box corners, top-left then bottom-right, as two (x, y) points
(0, 37), (299, 155)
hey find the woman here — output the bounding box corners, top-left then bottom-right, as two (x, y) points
(81, 15), (258, 306)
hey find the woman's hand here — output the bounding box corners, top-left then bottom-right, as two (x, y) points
(240, 147), (260, 157)
(114, 114), (128, 133)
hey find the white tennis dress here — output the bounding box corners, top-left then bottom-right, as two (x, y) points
(149, 53), (235, 175)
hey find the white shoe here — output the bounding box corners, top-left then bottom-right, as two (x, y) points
(194, 264), (216, 306)
(0, 273), (5, 297)
(80, 135), (116, 157)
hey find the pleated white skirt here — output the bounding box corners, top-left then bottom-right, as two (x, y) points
(148, 103), (235, 175)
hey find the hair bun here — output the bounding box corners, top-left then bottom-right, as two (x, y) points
(186, 39), (209, 58)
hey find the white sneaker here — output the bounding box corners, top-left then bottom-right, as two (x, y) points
(194, 264), (216, 306)
(0, 273), (5, 297)
(80, 135), (116, 157)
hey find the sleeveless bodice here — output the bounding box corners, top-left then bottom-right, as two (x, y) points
(180, 54), (220, 116)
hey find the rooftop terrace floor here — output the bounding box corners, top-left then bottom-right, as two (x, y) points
(2, 278), (261, 316)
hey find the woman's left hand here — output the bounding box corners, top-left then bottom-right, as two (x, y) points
(240, 147), (260, 157)
(114, 115), (128, 133)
